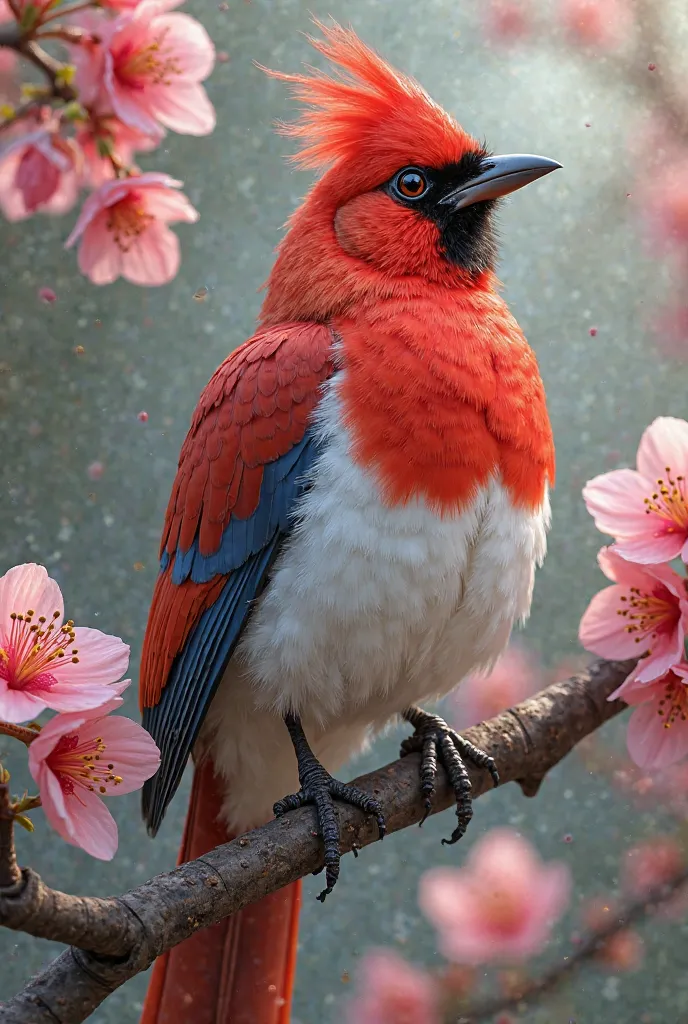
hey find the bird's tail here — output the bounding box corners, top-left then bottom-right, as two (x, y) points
(140, 757), (301, 1024)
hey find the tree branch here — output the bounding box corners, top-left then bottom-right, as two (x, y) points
(0, 658), (634, 1024)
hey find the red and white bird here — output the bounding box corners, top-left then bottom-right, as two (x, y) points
(139, 22), (557, 1024)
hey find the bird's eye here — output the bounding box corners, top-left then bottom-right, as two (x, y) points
(393, 168), (429, 200)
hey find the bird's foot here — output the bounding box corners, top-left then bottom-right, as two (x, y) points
(275, 713), (386, 902)
(400, 706), (499, 845)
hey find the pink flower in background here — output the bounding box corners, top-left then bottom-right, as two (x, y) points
(100, 0), (144, 9)
(450, 644), (543, 730)
(419, 829), (570, 964)
(484, 0), (532, 42)
(615, 665), (688, 770)
(584, 417), (688, 563)
(0, 0), (18, 77)
(560, 0), (632, 48)
(83, 0), (216, 137)
(345, 950), (440, 1024)
(0, 563), (131, 723)
(77, 116), (163, 187)
(644, 155), (688, 250)
(28, 695), (160, 859)
(578, 547), (688, 684)
(623, 837), (683, 896)
(65, 172), (199, 286)
(0, 127), (81, 222)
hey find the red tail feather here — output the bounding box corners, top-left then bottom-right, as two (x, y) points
(140, 758), (301, 1024)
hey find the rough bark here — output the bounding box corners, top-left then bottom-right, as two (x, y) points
(0, 658), (634, 1024)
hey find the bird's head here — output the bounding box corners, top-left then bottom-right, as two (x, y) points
(260, 21), (560, 323)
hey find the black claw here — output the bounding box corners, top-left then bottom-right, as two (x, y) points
(277, 713), (386, 901)
(401, 706), (498, 845)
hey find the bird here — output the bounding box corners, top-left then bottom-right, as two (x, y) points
(138, 20), (557, 1024)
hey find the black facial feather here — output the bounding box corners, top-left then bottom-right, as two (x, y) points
(381, 150), (499, 275)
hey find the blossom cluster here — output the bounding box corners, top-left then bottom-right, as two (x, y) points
(0, 562), (159, 858)
(0, 0), (214, 285)
(580, 417), (688, 771)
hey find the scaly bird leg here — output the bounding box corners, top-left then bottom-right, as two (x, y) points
(274, 712), (386, 901)
(400, 706), (499, 845)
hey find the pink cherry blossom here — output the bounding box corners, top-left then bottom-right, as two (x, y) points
(578, 547), (688, 684)
(77, 116), (163, 187)
(584, 418), (688, 563)
(450, 644), (543, 730)
(643, 155), (688, 249)
(345, 950), (440, 1024)
(76, 0), (215, 137)
(0, 0), (17, 77)
(419, 829), (570, 964)
(613, 665), (688, 770)
(484, 0), (532, 42)
(64, 172), (199, 286)
(0, 563), (130, 723)
(28, 698), (160, 859)
(560, 0), (632, 48)
(0, 126), (81, 222)
(623, 837), (683, 897)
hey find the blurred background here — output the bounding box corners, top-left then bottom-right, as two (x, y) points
(2, 0), (688, 1020)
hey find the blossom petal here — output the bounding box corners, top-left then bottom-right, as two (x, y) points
(58, 784), (119, 859)
(0, 563), (63, 630)
(148, 81), (216, 135)
(0, 685), (47, 723)
(91, 715), (161, 793)
(67, 626), (129, 685)
(583, 469), (654, 537)
(637, 417), (688, 482)
(122, 223), (180, 286)
(153, 12), (215, 80)
(627, 700), (688, 770)
(614, 533), (685, 565)
(579, 584), (644, 659)
(143, 187), (199, 223)
(78, 217), (123, 285)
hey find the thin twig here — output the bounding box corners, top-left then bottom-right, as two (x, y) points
(0, 659), (634, 1024)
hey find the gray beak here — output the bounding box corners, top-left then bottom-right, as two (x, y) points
(439, 153), (562, 210)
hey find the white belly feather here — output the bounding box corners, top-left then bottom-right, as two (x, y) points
(202, 378), (549, 831)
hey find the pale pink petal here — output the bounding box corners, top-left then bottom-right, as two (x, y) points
(614, 533), (685, 564)
(78, 217), (123, 285)
(153, 12), (215, 80)
(579, 585), (643, 659)
(0, 563), (63, 629)
(143, 187), (199, 223)
(346, 950), (440, 1024)
(0, 685), (48, 723)
(637, 417), (688, 482)
(33, 761), (70, 832)
(122, 221), (180, 285)
(147, 81), (215, 135)
(627, 700), (688, 770)
(0, 148), (28, 222)
(583, 469), (656, 534)
(37, 682), (119, 713)
(57, 783), (119, 859)
(42, 170), (80, 217)
(90, 715), (160, 792)
(632, 631), (684, 683)
(66, 626), (129, 685)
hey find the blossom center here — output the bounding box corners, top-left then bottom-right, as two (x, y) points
(617, 586), (679, 646)
(118, 30), (182, 88)
(49, 731), (124, 797)
(0, 608), (79, 692)
(480, 887), (526, 936)
(656, 674), (688, 730)
(644, 468), (688, 533)
(106, 196), (153, 252)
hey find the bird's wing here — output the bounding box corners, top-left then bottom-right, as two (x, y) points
(140, 321), (335, 834)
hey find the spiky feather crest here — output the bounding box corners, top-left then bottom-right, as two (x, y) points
(263, 20), (479, 184)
